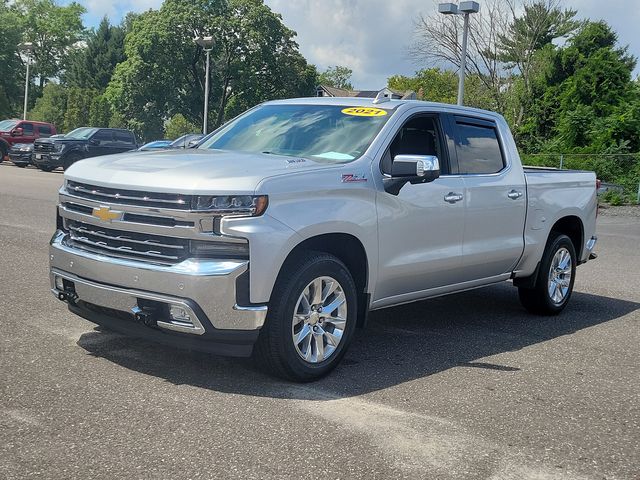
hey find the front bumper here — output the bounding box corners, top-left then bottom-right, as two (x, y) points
(50, 230), (267, 356)
(9, 152), (33, 165)
(33, 153), (62, 168)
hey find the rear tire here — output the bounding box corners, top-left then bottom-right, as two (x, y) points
(39, 165), (55, 172)
(518, 233), (576, 315)
(254, 251), (358, 382)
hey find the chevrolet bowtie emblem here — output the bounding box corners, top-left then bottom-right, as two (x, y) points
(92, 206), (122, 222)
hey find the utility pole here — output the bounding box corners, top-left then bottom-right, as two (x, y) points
(194, 36), (215, 135)
(438, 2), (480, 106)
(19, 42), (34, 120)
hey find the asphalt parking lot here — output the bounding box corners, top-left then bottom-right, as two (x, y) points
(1, 164), (638, 480)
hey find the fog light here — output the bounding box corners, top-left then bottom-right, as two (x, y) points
(55, 276), (64, 291)
(169, 305), (191, 323)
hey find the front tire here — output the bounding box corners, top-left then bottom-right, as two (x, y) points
(518, 233), (576, 315)
(254, 252), (358, 382)
(63, 153), (82, 170)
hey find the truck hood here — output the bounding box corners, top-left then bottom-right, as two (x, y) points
(65, 149), (335, 194)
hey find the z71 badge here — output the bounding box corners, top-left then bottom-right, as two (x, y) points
(341, 173), (368, 183)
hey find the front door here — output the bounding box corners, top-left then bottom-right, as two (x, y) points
(374, 113), (467, 304)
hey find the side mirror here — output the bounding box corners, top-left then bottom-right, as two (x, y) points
(88, 138), (100, 146)
(384, 155), (441, 195)
(391, 154), (440, 182)
(12, 127), (23, 137)
(186, 139), (200, 148)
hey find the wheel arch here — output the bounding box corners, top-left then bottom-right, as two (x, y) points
(277, 233), (370, 328)
(550, 215), (584, 260)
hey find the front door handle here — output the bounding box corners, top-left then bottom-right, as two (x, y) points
(444, 192), (464, 204)
(507, 190), (523, 200)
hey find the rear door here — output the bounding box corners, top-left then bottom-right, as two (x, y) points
(452, 115), (526, 280)
(375, 111), (467, 303)
(113, 130), (137, 152)
(88, 129), (115, 157)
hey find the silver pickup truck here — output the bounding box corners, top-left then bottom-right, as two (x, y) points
(50, 97), (598, 381)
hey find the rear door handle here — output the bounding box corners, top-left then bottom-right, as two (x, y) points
(444, 192), (464, 204)
(507, 190), (523, 200)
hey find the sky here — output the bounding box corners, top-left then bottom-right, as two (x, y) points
(74, 0), (640, 89)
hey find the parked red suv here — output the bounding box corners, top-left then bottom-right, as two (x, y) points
(0, 119), (57, 161)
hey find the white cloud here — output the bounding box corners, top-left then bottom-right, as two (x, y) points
(77, 0), (639, 86)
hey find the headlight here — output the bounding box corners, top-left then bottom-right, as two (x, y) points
(191, 195), (268, 217)
(15, 144), (33, 152)
(54, 143), (65, 152)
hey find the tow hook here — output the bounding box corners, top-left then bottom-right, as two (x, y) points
(58, 291), (78, 304)
(132, 307), (159, 328)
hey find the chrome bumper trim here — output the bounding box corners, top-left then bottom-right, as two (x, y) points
(50, 230), (267, 330)
(51, 271), (206, 335)
(586, 235), (597, 252)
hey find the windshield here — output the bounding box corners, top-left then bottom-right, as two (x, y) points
(64, 127), (99, 139)
(198, 104), (393, 162)
(0, 120), (19, 131)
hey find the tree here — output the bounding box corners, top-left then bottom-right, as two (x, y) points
(411, 0), (579, 116)
(524, 21), (639, 153)
(63, 87), (95, 131)
(106, 0), (316, 140)
(388, 68), (494, 108)
(498, 1), (580, 127)
(0, 1), (25, 118)
(318, 66), (353, 90)
(28, 83), (67, 129)
(66, 17), (126, 90)
(15, 0), (86, 89)
(165, 114), (199, 140)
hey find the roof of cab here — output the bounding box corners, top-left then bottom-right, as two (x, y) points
(264, 96), (504, 120)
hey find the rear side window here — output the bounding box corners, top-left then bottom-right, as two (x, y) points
(21, 123), (34, 135)
(39, 125), (52, 136)
(93, 130), (113, 143)
(114, 131), (134, 145)
(455, 122), (504, 174)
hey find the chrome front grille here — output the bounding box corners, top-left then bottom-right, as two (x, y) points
(66, 181), (192, 210)
(66, 220), (189, 264)
(34, 142), (54, 153)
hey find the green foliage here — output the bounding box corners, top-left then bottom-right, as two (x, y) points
(388, 68), (494, 109)
(0, 1), (24, 118)
(318, 66), (353, 90)
(601, 189), (625, 206)
(66, 17), (127, 90)
(29, 83), (67, 128)
(88, 94), (112, 128)
(63, 87), (97, 131)
(164, 114), (199, 140)
(14, 0), (86, 87)
(107, 0), (316, 141)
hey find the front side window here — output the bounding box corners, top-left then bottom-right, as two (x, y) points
(382, 115), (447, 175)
(65, 127), (99, 139)
(21, 123), (34, 135)
(455, 122), (504, 174)
(92, 130), (113, 144)
(198, 104), (393, 163)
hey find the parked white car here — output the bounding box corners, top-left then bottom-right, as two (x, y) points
(50, 97), (598, 381)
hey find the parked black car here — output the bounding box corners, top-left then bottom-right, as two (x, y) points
(8, 142), (34, 167)
(33, 127), (138, 171)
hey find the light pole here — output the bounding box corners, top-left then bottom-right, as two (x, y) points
(438, 2), (480, 106)
(194, 36), (215, 134)
(19, 42), (34, 120)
